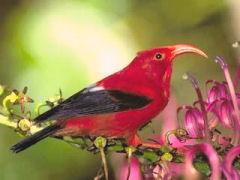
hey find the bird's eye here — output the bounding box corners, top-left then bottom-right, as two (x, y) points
(155, 53), (164, 60)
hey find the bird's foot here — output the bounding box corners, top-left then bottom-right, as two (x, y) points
(140, 142), (162, 149)
(128, 134), (162, 149)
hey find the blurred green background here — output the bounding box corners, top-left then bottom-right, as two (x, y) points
(0, 0), (239, 179)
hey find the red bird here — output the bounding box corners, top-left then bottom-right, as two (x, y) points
(11, 44), (207, 153)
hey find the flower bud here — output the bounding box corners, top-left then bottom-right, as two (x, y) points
(8, 92), (19, 103)
(161, 152), (173, 161)
(18, 119), (31, 132)
(94, 136), (107, 148)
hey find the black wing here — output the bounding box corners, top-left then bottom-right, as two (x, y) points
(34, 85), (152, 123)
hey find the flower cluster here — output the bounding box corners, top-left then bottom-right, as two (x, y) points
(147, 56), (240, 179)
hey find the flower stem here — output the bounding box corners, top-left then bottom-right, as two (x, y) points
(94, 137), (108, 180)
(100, 147), (108, 180)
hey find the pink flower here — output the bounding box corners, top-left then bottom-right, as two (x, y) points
(208, 98), (235, 128)
(180, 106), (205, 138)
(206, 81), (229, 104)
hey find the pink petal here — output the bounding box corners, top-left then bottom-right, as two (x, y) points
(118, 157), (142, 180)
(207, 99), (235, 128)
(184, 107), (205, 138)
(219, 100), (235, 128)
(222, 145), (240, 179)
(207, 81), (229, 104)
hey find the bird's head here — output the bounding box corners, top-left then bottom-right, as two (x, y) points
(134, 44), (207, 76)
(136, 44), (207, 66)
(129, 44), (207, 97)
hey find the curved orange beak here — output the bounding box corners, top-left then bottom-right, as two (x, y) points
(171, 44), (208, 59)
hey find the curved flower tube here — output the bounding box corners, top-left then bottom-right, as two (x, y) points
(222, 145), (240, 180)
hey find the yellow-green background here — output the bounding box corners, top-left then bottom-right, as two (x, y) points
(0, 0), (238, 179)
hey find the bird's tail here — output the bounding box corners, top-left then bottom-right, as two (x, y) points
(10, 124), (61, 153)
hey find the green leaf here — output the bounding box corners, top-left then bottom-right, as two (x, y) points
(193, 154), (211, 177)
(108, 144), (124, 152)
(193, 161), (211, 177)
(142, 151), (160, 162)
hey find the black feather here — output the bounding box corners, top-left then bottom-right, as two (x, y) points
(10, 124), (61, 153)
(34, 87), (151, 124)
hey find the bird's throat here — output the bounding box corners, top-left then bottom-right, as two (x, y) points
(161, 65), (172, 98)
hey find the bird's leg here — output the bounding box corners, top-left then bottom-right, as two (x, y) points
(128, 134), (162, 149)
(141, 141), (162, 149)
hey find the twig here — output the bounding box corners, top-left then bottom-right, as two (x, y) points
(0, 114), (17, 128)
